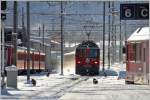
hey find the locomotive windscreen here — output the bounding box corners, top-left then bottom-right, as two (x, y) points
(76, 40), (99, 57)
(89, 49), (98, 57)
(76, 48), (99, 58)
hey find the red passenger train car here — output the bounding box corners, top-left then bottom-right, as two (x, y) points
(126, 27), (149, 84)
(75, 41), (100, 75)
(5, 45), (46, 74)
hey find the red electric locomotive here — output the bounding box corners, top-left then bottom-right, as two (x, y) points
(75, 40), (100, 75)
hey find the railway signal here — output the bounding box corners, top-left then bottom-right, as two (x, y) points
(1, 1), (7, 10)
(1, 13), (6, 20)
(1, 1), (7, 20)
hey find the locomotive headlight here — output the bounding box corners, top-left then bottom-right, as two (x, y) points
(94, 61), (98, 64)
(77, 61), (81, 64)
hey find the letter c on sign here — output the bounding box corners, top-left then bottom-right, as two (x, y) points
(141, 8), (148, 17)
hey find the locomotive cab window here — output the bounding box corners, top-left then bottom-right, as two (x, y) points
(82, 49), (86, 57)
(89, 49), (98, 58)
(76, 48), (86, 57)
(75, 49), (80, 57)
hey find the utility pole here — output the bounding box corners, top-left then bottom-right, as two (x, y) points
(119, 19), (123, 71)
(149, 0), (150, 85)
(149, 12), (150, 85)
(39, 26), (41, 50)
(1, 1), (7, 91)
(26, 1), (30, 82)
(42, 24), (45, 52)
(124, 20), (127, 64)
(102, 1), (105, 71)
(119, 20), (122, 63)
(108, 1), (111, 69)
(111, 1), (114, 65)
(1, 12), (5, 90)
(148, 11), (150, 85)
(22, 7), (26, 47)
(114, 25), (116, 62)
(42, 24), (46, 71)
(12, 1), (18, 66)
(60, 1), (64, 75)
(124, 20), (127, 41)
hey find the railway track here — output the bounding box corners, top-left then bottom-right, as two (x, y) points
(22, 76), (89, 99)
(49, 76), (89, 99)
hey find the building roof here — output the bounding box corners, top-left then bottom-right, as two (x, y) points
(127, 27), (150, 42)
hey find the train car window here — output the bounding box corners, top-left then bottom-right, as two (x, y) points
(40, 55), (43, 61)
(34, 54), (39, 61)
(41, 55), (45, 61)
(18, 52), (25, 60)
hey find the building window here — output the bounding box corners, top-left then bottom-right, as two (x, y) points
(135, 43), (141, 62)
(128, 43), (141, 63)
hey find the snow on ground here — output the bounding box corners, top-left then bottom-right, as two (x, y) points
(60, 76), (150, 100)
(1, 73), (83, 99)
(1, 64), (150, 100)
